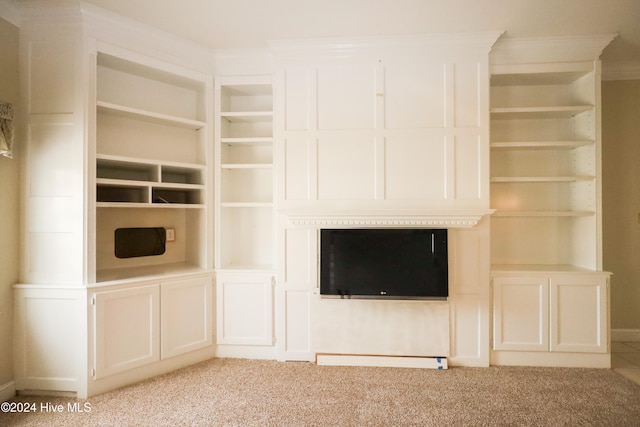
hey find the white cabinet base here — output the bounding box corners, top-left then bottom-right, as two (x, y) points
(491, 270), (610, 369)
(491, 351), (610, 368)
(13, 287), (85, 393)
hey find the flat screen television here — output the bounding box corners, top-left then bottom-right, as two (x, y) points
(115, 227), (166, 259)
(320, 228), (448, 300)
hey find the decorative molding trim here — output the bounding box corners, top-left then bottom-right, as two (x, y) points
(491, 34), (617, 64)
(269, 32), (503, 61)
(611, 328), (640, 342)
(80, 2), (216, 73)
(282, 209), (494, 228)
(602, 62), (640, 81)
(0, 380), (16, 402)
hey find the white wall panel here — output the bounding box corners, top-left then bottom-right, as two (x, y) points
(278, 227), (315, 361)
(284, 290), (312, 354)
(454, 134), (482, 200)
(384, 61), (445, 128)
(313, 299), (450, 357)
(317, 66), (376, 130)
(317, 134), (376, 200)
(284, 137), (312, 201)
(28, 123), (78, 197)
(450, 228), (482, 294)
(27, 40), (76, 114)
(284, 68), (313, 130)
(449, 294), (486, 365)
(454, 62), (481, 127)
(28, 232), (82, 283)
(284, 228), (313, 283)
(384, 134), (446, 200)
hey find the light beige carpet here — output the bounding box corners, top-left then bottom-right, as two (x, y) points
(2, 358), (640, 426)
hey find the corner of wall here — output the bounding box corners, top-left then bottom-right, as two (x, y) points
(0, 15), (20, 388)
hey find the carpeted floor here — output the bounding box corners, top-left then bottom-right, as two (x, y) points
(2, 358), (640, 426)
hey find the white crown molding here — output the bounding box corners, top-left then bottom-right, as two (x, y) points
(491, 34), (617, 64)
(602, 62), (640, 81)
(282, 209), (495, 229)
(268, 32), (503, 62)
(79, 1), (216, 73)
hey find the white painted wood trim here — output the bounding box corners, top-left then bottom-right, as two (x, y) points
(491, 34), (616, 64)
(611, 329), (640, 342)
(268, 32), (503, 59)
(491, 351), (610, 368)
(282, 209), (495, 228)
(316, 354), (448, 369)
(0, 380), (16, 402)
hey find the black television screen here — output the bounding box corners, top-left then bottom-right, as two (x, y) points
(320, 228), (448, 300)
(115, 227), (166, 259)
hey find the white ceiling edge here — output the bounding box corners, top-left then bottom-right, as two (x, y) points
(0, 0), (21, 26)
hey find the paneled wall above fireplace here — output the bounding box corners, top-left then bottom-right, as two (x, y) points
(270, 33), (502, 214)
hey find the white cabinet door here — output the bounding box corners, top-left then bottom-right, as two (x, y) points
(93, 284), (160, 378)
(492, 276), (549, 351)
(161, 277), (213, 359)
(550, 276), (608, 353)
(216, 272), (273, 346)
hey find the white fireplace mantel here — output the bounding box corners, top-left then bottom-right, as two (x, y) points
(281, 208), (495, 228)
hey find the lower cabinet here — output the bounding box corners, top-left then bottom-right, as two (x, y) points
(492, 272), (609, 356)
(216, 271), (274, 346)
(93, 284), (161, 378)
(161, 278), (214, 359)
(92, 275), (213, 379)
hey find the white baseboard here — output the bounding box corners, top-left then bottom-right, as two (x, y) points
(316, 354), (448, 370)
(612, 328), (640, 343)
(0, 380), (16, 402)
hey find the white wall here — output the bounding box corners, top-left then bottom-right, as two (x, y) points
(0, 16), (20, 388)
(602, 79), (640, 334)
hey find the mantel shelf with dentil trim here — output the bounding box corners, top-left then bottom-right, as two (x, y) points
(280, 208), (495, 228)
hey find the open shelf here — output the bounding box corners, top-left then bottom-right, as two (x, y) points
(492, 211), (595, 217)
(490, 140), (594, 150)
(95, 262), (207, 284)
(491, 264), (596, 274)
(97, 101), (206, 130)
(96, 155), (205, 208)
(490, 105), (593, 119)
(215, 76), (274, 272)
(489, 61), (599, 270)
(491, 176), (595, 183)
